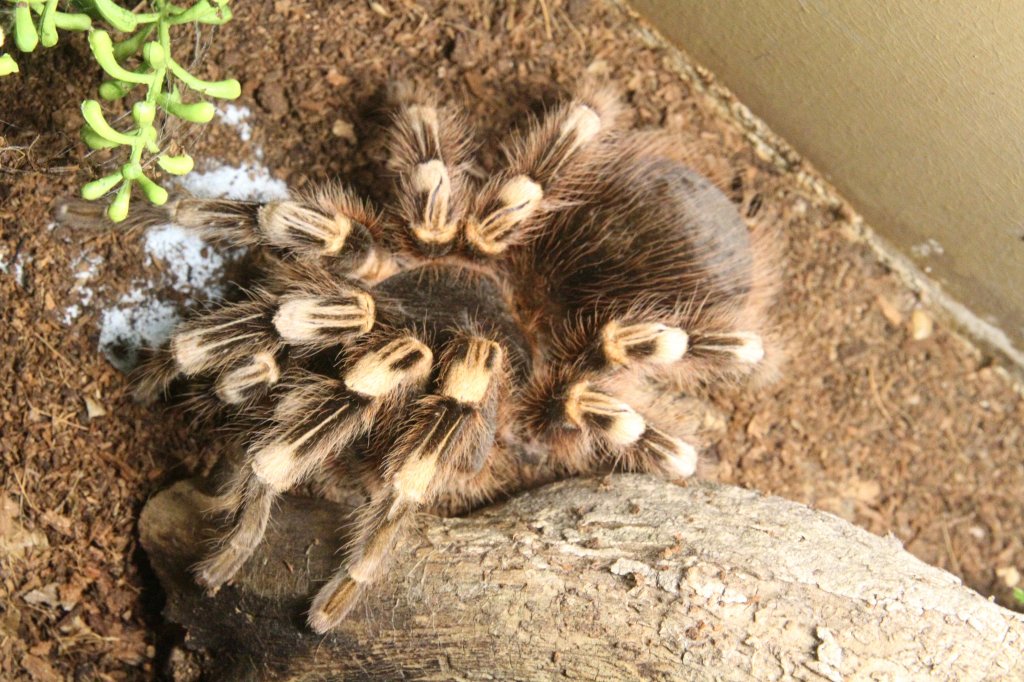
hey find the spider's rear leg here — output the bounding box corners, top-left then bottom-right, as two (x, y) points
(388, 98), (473, 253)
(685, 330), (766, 366)
(549, 316), (766, 478)
(307, 336), (504, 633)
(563, 381), (699, 481)
(557, 310), (766, 383)
(464, 86), (621, 256)
(195, 335), (435, 591)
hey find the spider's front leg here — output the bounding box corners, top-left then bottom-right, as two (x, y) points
(134, 274), (376, 406)
(194, 334), (434, 591)
(107, 183), (397, 283)
(387, 94), (473, 254)
(464, 86), (622, 256)
(307, 335), (505, 633)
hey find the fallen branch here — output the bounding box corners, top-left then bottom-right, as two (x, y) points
(140, 476), (1024, 680)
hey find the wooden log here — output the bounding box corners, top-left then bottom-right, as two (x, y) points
(140, 476), (1024, 681)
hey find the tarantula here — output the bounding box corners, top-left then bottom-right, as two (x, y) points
(116, 83), (776, 633)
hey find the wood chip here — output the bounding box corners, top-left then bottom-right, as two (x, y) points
(996, 566), (1021, 588)
(876, 294), (903, 327)
(84, 395), (107, 419)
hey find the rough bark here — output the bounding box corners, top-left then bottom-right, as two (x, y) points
(140, 476), (1024, 681)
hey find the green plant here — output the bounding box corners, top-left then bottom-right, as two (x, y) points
(1, 1), (239, 221)
(1014, 586), (1024, 606)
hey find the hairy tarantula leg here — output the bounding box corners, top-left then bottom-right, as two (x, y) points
(688, 331), (765, 365)
(129, 185), (392, 280)
(135, 284), (377, 404)
(307, 337), (504, 633)
(272, 289), (376, 348)
(465, 87), (620, 255)
(214, 351), (282, 405)
(563, 381), (698, 480)
(599, 320), (690, 368)
(622, 425), (699, 481)
(195, 335), (435, 592)
(389, 97), (472, 251)
(564, 381), (646, 447)
(133, 295), (281, 403)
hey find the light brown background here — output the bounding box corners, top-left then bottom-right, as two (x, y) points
(631, 1), (1024, 357)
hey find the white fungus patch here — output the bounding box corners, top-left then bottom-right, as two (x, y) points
(97, 222), (232, 370)
(143, 225), (228, 297)
(216, 104), (254, 142)
(12, 254), (31, 288)
(99, 293), (181, 372)
(96, 159), (289, 371)
(178, 161), (288, 201)
(63, 252), (104, 324)
(1, 241), (31, 288)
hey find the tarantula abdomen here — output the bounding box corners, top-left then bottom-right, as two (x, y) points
(113, 83), (777, 633)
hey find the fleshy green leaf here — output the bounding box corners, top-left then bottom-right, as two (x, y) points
(107, 183), (133, 223)
(157, 153), (195, 175)
(137, 173), (169, 205)
(98, 80), (132, 100)
(81, 172), (124, 200)
(81, 99), (136, 146)
(0, 54), (19, 76)
(133, 101), (157, 127)
(142, 41), (165, 68)
(92, 0), (139, 33)
(14, 3), (39, 52)
(52, 12), (92, 32)
(89, 30), (150, 84)
(160, 97), (215, 123)
(39, 0), (60, 48)
(81, 123), (120, 150)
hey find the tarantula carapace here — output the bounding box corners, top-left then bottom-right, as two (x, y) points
(125, 84), (776, 633)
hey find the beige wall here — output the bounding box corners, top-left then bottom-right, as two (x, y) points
(631, 1), (1024, 354)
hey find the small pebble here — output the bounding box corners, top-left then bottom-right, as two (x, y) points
(910, 308), (933, 340)
(325, 68), (349, 87)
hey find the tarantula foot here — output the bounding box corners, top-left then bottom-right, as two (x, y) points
(214, 352), (281, 405)
(565, 382), (646, 446)
(637, 427), (699, 480)
(409, 159), (458, 245)
(696, 331), (765, 364)
(465, 175), (544, 255)
(308, 575), (364, 634)
(601, 320), (689, 367)
(193, 547), (245, 594)
(261, 200), (354, 256)
(273, 290), (376, 344)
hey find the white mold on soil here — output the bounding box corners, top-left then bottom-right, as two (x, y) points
(95, 161), (289, 371)
(216, 104), (254, 142)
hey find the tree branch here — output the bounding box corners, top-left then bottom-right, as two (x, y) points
(140, 476), (1024, 680)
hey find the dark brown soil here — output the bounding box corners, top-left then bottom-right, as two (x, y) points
(2, 1), (1022, 679)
